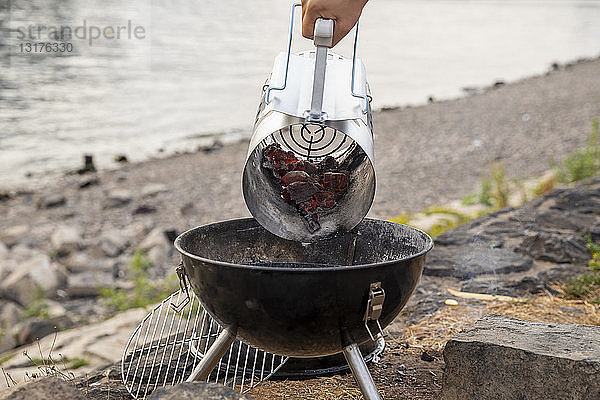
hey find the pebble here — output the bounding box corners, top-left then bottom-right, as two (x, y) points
(12, 318), (56, 346)
(62, 252), (115, 273)
(51, 225), (82, 255)
(140, 183), (168, 198)
(36, 193), (66, 209)
(0, 225), (29, 247)
(66, 271), (116, 297)
(103, 189), (132, 208)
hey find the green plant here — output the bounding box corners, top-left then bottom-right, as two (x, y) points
(461, 193), (478, 206)
(389, 212), (412, 225)
(23, 301), (50, 320)
(555, 119), (600, 183)
(465, 162), (510, 209)
(20, 332), (75, 383)
(67, 357), (89, 370)
(490, 162), (509, 209)
(100, 251), (179, 312)
(478, 177), (494, 207)
(23, 288), (50, 320)
(565, 237), (600, 303)
(533, 174), (556, 196)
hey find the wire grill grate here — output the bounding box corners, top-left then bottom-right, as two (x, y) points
(121, 288), (288, 399)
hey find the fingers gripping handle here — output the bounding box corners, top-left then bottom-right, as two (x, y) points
(307, 18), (334, 123)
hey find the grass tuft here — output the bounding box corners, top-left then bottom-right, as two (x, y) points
(555, 119), (600, 183)
(565, 237), (600, 304)
(100, 250), (179, 312)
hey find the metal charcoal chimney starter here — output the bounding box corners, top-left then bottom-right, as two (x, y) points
(242, 3), (375, 242)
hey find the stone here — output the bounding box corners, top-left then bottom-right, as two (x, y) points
(434, 230), (503, 248)
(441, 314), (600, 400)
(78, 176), (99, 189)
(124, 220), (154, 242)
(147, 245), (169, 268)
(147, 382), (254, 400)
(0, 225), (29, 247)
(12, 318), (56, 345)
(533, 210), (595, 233)
(0, 242), (8, 259)
(425, 247), (533, 280)
(0, 302), (23, 352)
(550, 189), (600, 214)
(138, 227), (170, 252)
(50, 225), (81, 255)
(66, 271), (115, 297)
(461, 277), (557, 297)
(518, 232), (589, 263)
(62, 252), (116, 273)
(103, 189), (132, 208)
(141, 183), (168, 198)
(590, 222), (600, 242)
(44, 299), (68, 320)
(538, 264), (588, 283)
(0, 302), (24, 329)
(89, 229), (128, 258)
(36, 193), (66, 209)
(0, 376), (85, 400)
(132, 204), (157, 215)
(0, 254), (61, 306)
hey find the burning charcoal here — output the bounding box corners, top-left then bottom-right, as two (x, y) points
(285, 181), (319, 204)
(263, 143), (281, 158)
(293, 160), (319, 177)
(301, 212), (321, 233)
(314, 190), (336, 208)
(281, 170), (313, 186)
(298, 196), (317, 212)
(262, 143), (298, 178)
(317, 156), (339, 173)
(322, 172), (348, 194)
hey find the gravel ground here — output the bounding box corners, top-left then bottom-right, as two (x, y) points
(1, 57), (599, 237)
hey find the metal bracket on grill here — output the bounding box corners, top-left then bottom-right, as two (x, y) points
(171, 259), (190, 313)
(363, 282), (385, 341)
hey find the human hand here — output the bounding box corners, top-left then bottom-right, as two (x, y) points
(301, 0), (369, 47)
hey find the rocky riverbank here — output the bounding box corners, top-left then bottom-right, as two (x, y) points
(1, 176), (597, 399)
(0, 57), (599, 396)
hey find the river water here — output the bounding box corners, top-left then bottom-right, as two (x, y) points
(1, 0), (599, 187)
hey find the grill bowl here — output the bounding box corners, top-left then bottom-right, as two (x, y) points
(175, 218), (432, 357)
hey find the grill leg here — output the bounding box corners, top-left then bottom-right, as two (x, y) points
(343, 342), (383, 400)
(186, 328), (237, 382)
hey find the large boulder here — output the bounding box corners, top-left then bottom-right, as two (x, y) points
(441, 314), (600, 400)
(148, 382), (254, 399)
(0, 376), (85, 400)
